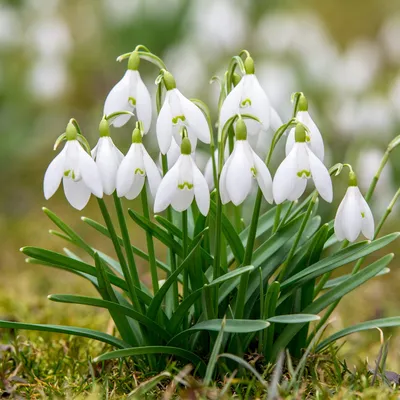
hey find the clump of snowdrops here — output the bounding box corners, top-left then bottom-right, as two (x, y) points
(3, 46), (400, 380)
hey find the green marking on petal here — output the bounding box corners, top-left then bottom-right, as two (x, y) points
(305, 133), (311, 142)
(134, 168), (145, 175)
(297, 169), (311, 178)
(178, 182), (193, 190)
(240, 98), (252, 107)
(129, 96), (137, 106)
(361, 212), (365, 218)
(64, 170), (71, 177)
(172, 115), (186, 124)
(251, 167), (257, 177)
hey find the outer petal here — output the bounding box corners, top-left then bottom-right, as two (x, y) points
(177, 90), (210, 144)
(77, 145), (103, 198)
(285, 128), (295, 157)
(43, 147), (66, 199)
(96, 137), (120, 195)
(334, 193), (348, 241)
(286, 178), (307, 201)
(191, 159), (210, 216)
(357, 187), (375, 239)
(219, 153), (233, 204)
(341, 187), (362, 242)
(226, 142), (252, 206)
(219, 79), (244, 130)
(298, 111), (324, 161)
(125, 174), (145, 200)
(154, 160), (180, 213)
(270, 107), (283, 132)
(116, 144), (136, 197)
(156, 92), (173, 154)
(273, 146), (299, 204)
(307, 147), (332, 202)
(104, 70), (133, 127)
(204, 154), (215, 190)
(142, 146), (162, 198)
(252, 150), (273, 203)
(135, 72), (152, 134)
(63, 177), (91, 210)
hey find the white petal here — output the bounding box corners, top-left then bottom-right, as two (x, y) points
(154, 159), (180, 213)
(356, 187), (375, 239)
(156, 92), (173, 154)
(125, 174), (145, 200)
(177, 90), (210, 144)
(307, 147), (332, 202)
(63, 177), (91, 210)
(297, 111), (324, 161)
(334, 193), (348, 241)
(171, 188), (194, 212)
(77, 145), (103, 198)
(91, 143), (99, 159)
(43, 147), (66, 199)
(270, 107), (283, 132)
(165, 138), (181, 168)
(104, 70), (133, 127)
(135, 72), (152, 134)
(142, 146), (162, 198)
(286, 178), (307, 201)
(96, 137), (120, 195)
(219, 79), (244, 130)
(226, 142), (252, 206)
(252, 149), (273, 203)
(273, 145), (299, 204)
(341, 187), (362, 242)
(219, 152), (233, 205)
(116, 144), (136, 197)
(204, 153), (216, 191)
(285, 127), (295, 157)
(191, 159), (210, 216)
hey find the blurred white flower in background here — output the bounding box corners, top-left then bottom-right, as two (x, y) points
(0, 5), (22, 47)
(101, 0), (141, 25)
(379, 14), (400, 64)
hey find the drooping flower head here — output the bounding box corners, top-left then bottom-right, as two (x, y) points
(154, 136), (210, 216)
(116, 126), (162, 200)
(219, 56), (273, 137)
(334, 171), (374, 242)
(43, 120), (103, 210)
(219, 118), (273, 205)
(104, 51), (152, 132)
(92, 117), (124, 195)
(156, 70), (210, 154)
(273, 123), (332, 204)
(285, 93), (325, 161)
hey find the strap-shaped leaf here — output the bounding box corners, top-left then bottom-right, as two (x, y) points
(0, 320), (127, 348)
(154, 215), (183, 239)
(267, 314), (320, 324)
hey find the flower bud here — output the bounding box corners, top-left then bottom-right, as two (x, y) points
(163, 70), (176, 91)
(235, 118), (247, 140)
(66, 121), (78, 141)
(128, 51), (140, 71)
(132, 127), (142, 143)
(294, 123), (306, 143)
(298, 93), (308, 112)
(181, 137), (192, 155)
(244, 56), (255, 74)
(99, 117), (110, 137)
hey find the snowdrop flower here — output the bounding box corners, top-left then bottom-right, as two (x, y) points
(91, 118), (124, 195)
(219, 56), (271, 136)
(219, 119), (273, 205)
(273, 123), (332, 204)
(204, 146), (230, 190)
(43, 121), (103, 210)
(156, 70), (210, 154)
(154, 137), (210, 216)
(285, 94), (325, 161)
(104, 51), (152, 132)
(159, 138), (196, 170)
(334, 172), (374, 242)
(116, 127), (162, 200)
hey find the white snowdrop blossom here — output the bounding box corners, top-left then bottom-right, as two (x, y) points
(334, 175), (374, 242)
(43, 123), (103, 210)
(219, 120), (273, 206)
(91, 119), (124, 195)
(156, 71), (210, 154)
(219, 57), (271, 136)
(285, 95), (325, 161)
(273, 124), (332, 204)
(104, 52), (152, 131)
(116, 128), (162, 200)
(154, 137), (210, 216)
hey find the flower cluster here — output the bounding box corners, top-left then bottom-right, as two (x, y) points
(43, 49), (374, 242)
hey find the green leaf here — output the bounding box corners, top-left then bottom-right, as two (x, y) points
(207, 265), (255, 287)
(154, 215), (183, 239)
(93, 346), (206, 376)
(316, 316), (400, 352)
(204, 318), (226, 385)
(281, 233), (399, 292)
(48, 294), (171, 342)
(323, 268), (390, 290)
(0, 320), (128, 348)
(272, 254), (394, 360)
(267, 314), (320, 324)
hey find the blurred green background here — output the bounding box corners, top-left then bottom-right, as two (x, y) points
(1, 0), (400, 369)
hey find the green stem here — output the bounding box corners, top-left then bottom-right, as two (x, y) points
(97, 198), (141, 311)
(278, 193), (317, 282)
(272, 204), (282, 234)
(182, 210), (189, 299)
(141, 189), (159, 294)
